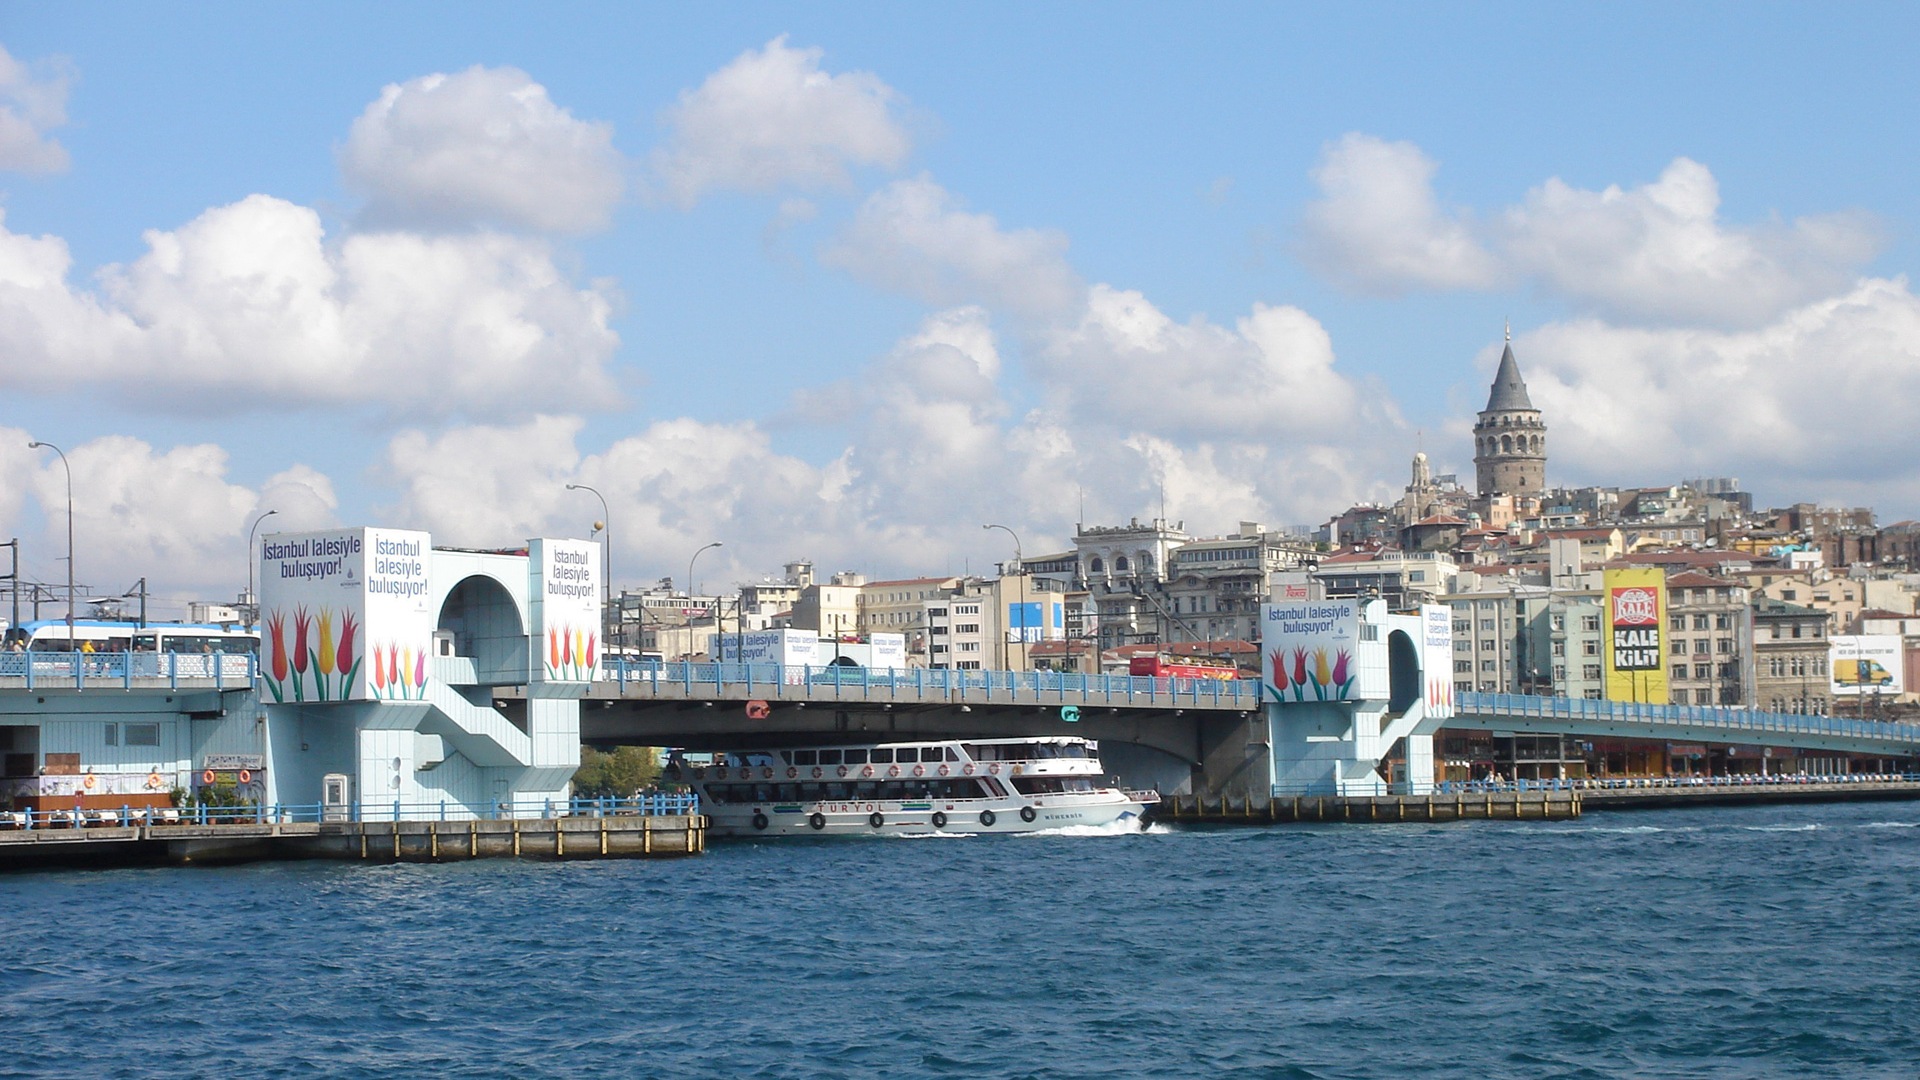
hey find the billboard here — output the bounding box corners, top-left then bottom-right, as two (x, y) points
(529, 538), (601, 685)
(1830, 635), (1904, 696)
(259, 527), (435, 703)
(1006, 600), (1063, 643)
(713, 629), (820, 667)
(1421, 603), (1455, 719)
(1602, 567), (1669, 704)
(1261, 599), (1362, 703)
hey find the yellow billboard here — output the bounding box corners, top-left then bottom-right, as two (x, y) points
(1602, 567), (1669, 704)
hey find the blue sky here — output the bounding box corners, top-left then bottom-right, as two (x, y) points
(3, 4), (1918, 614)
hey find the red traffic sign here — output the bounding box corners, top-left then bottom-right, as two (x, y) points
(745, 700), (771, 720)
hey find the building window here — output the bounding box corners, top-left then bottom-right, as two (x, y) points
(1693, 664), (1711, 679)
(1695, 689), (1713, 705)
(1582, 641), (1598, 656)
(1671, 664), (1686, 680)
(1480, 660), (1495, 672)
(1716, 639), (1732, 654)
(1692, 614), (1709, 631)
(125, 723), (160, 747)
(1670, 614), (1686, 631)
(1455, 660), (1471, 674)
(1715, 613), (1731, 630)
(104, 723), (118, 746)
(1581, 616), (1600, 632)
(1583, 664), (1602, 680)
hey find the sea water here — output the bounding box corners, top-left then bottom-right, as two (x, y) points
(4, 800), (1919, 1078)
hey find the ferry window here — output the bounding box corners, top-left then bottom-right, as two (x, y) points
(944, 747), (961, 762)
(869, 748), (893, 764)
(878, 781), (906, 800)
(851, 781), (878, 799)
(825, 783), (850, 800)
(844, 749), (868, 765)
(818, 749), (842, 765)
(776, 784), (799, 801)
(792, 750), (816, 766)
(125, 724), (159, 747)
(979, 778), (1007, 797)
(752, 785), (772, 802)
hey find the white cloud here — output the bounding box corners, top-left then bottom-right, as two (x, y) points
(0, 196), (620, 415)
(1300, 133), (1500, 292)
(19, 435), (340, 602)
(822, 176), (1084, 320)
(1300, 135), (1881, 327)
(1501, 157), (1880, 327)
(340, 66), (624, 233)
(1520, 277), (1920, 498)
(648, 36), (911, 208)
(0, 45), (71, 173)
(1035, 285), (1369, 440)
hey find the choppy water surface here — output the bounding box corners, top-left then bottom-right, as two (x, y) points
(5, 801), (1920, 1079)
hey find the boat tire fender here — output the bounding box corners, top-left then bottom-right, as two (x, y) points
(979, 809), (996, 827)
(1019, 806), (1037, 823)
(809, 813), (827, 831)
(751, 812), (769, 831)
(931, 811), (948, 829)
(868, 812), (884, 829)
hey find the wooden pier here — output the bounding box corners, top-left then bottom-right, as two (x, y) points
(1153, 790), (1582, 824)
(0, 813), (706, 870)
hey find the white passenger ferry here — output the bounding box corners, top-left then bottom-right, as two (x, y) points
(666, 737), (1157, 837)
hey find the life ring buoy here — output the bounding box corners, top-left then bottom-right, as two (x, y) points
(238, 769), (252, 785)
(202, 769), (215, 784)
(1019, 806), (1037, 823)
(83, 774), (97, 791)
(861, 765), (874, 778)
(937, 764), (951, 777)
(809, 812), (826, 831)
(812, 767), (823, 779)
(868, 812), (884, 829)
(146, 771), (163, 791)
(978, 809), (996, 827)
(786, 767), (798, 779)
(931, 811), (948, 829)
(988, 763), (1001, 775)
(963, 763), (975, 776)
(836, 765), (849, 778)
(887, 765), (900, 778)
(761, 768), (774, 781)
(709, 768), (722, 780)
(912, 764), (925, 777)
(751, 812), (769, 831)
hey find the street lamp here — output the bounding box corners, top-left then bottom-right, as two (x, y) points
(688, 541), (722, 655)
(27, 441), (73, 646)
(983, 523), (1025, 671)
(245, 509), (278, 626)
(565, 483), (613, 642)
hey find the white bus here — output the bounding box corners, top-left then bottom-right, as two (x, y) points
(3, 619), (259, 654)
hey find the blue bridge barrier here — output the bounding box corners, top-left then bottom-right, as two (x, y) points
(1456, 691), (1920, 748)
(0, 649), (256, 690)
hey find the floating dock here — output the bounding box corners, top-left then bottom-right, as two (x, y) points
(0, 812), (705, 870)
(1154, 790), (1582, 824)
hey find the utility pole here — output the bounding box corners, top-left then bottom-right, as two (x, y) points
(2, 538), (17, 636)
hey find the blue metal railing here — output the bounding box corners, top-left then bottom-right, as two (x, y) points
(1458, 691), (1920, 745)
(596, 657), (1263, 708)
(1433, 772), (1920, 795)
(0, 650), (256, 690)
(0, 792), (700, 830)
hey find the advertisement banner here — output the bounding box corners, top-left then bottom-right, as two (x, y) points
(529, 538), (601, 684)
(869, 633), (906, 670)
(713, 629), (820, 667)
(1602, 567), (1669, 704)
(1006, 601), (1060, 642)
(1830, 635), (1903, 696)
(1261, 600), (1362, 704)
(259, 527), (434, 703)
(1421, 604), (1455, 719)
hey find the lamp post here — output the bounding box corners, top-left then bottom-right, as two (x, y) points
(983, 523), (1025, 671)
(688, 541), (722, 656)
(565, 483), (613, 643)
(27, 441), (73, 646)
(245, 509), (278, 627)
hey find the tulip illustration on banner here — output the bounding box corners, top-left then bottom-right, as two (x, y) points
(543, 624), (599, 680)
(290, 606), (311, 702)
(1265, 644), (1356, 702)
(265, 611), (289, 703)
(315, 609), (335, 700)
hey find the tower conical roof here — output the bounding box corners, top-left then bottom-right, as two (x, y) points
(1484, 342), (1534, 412)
